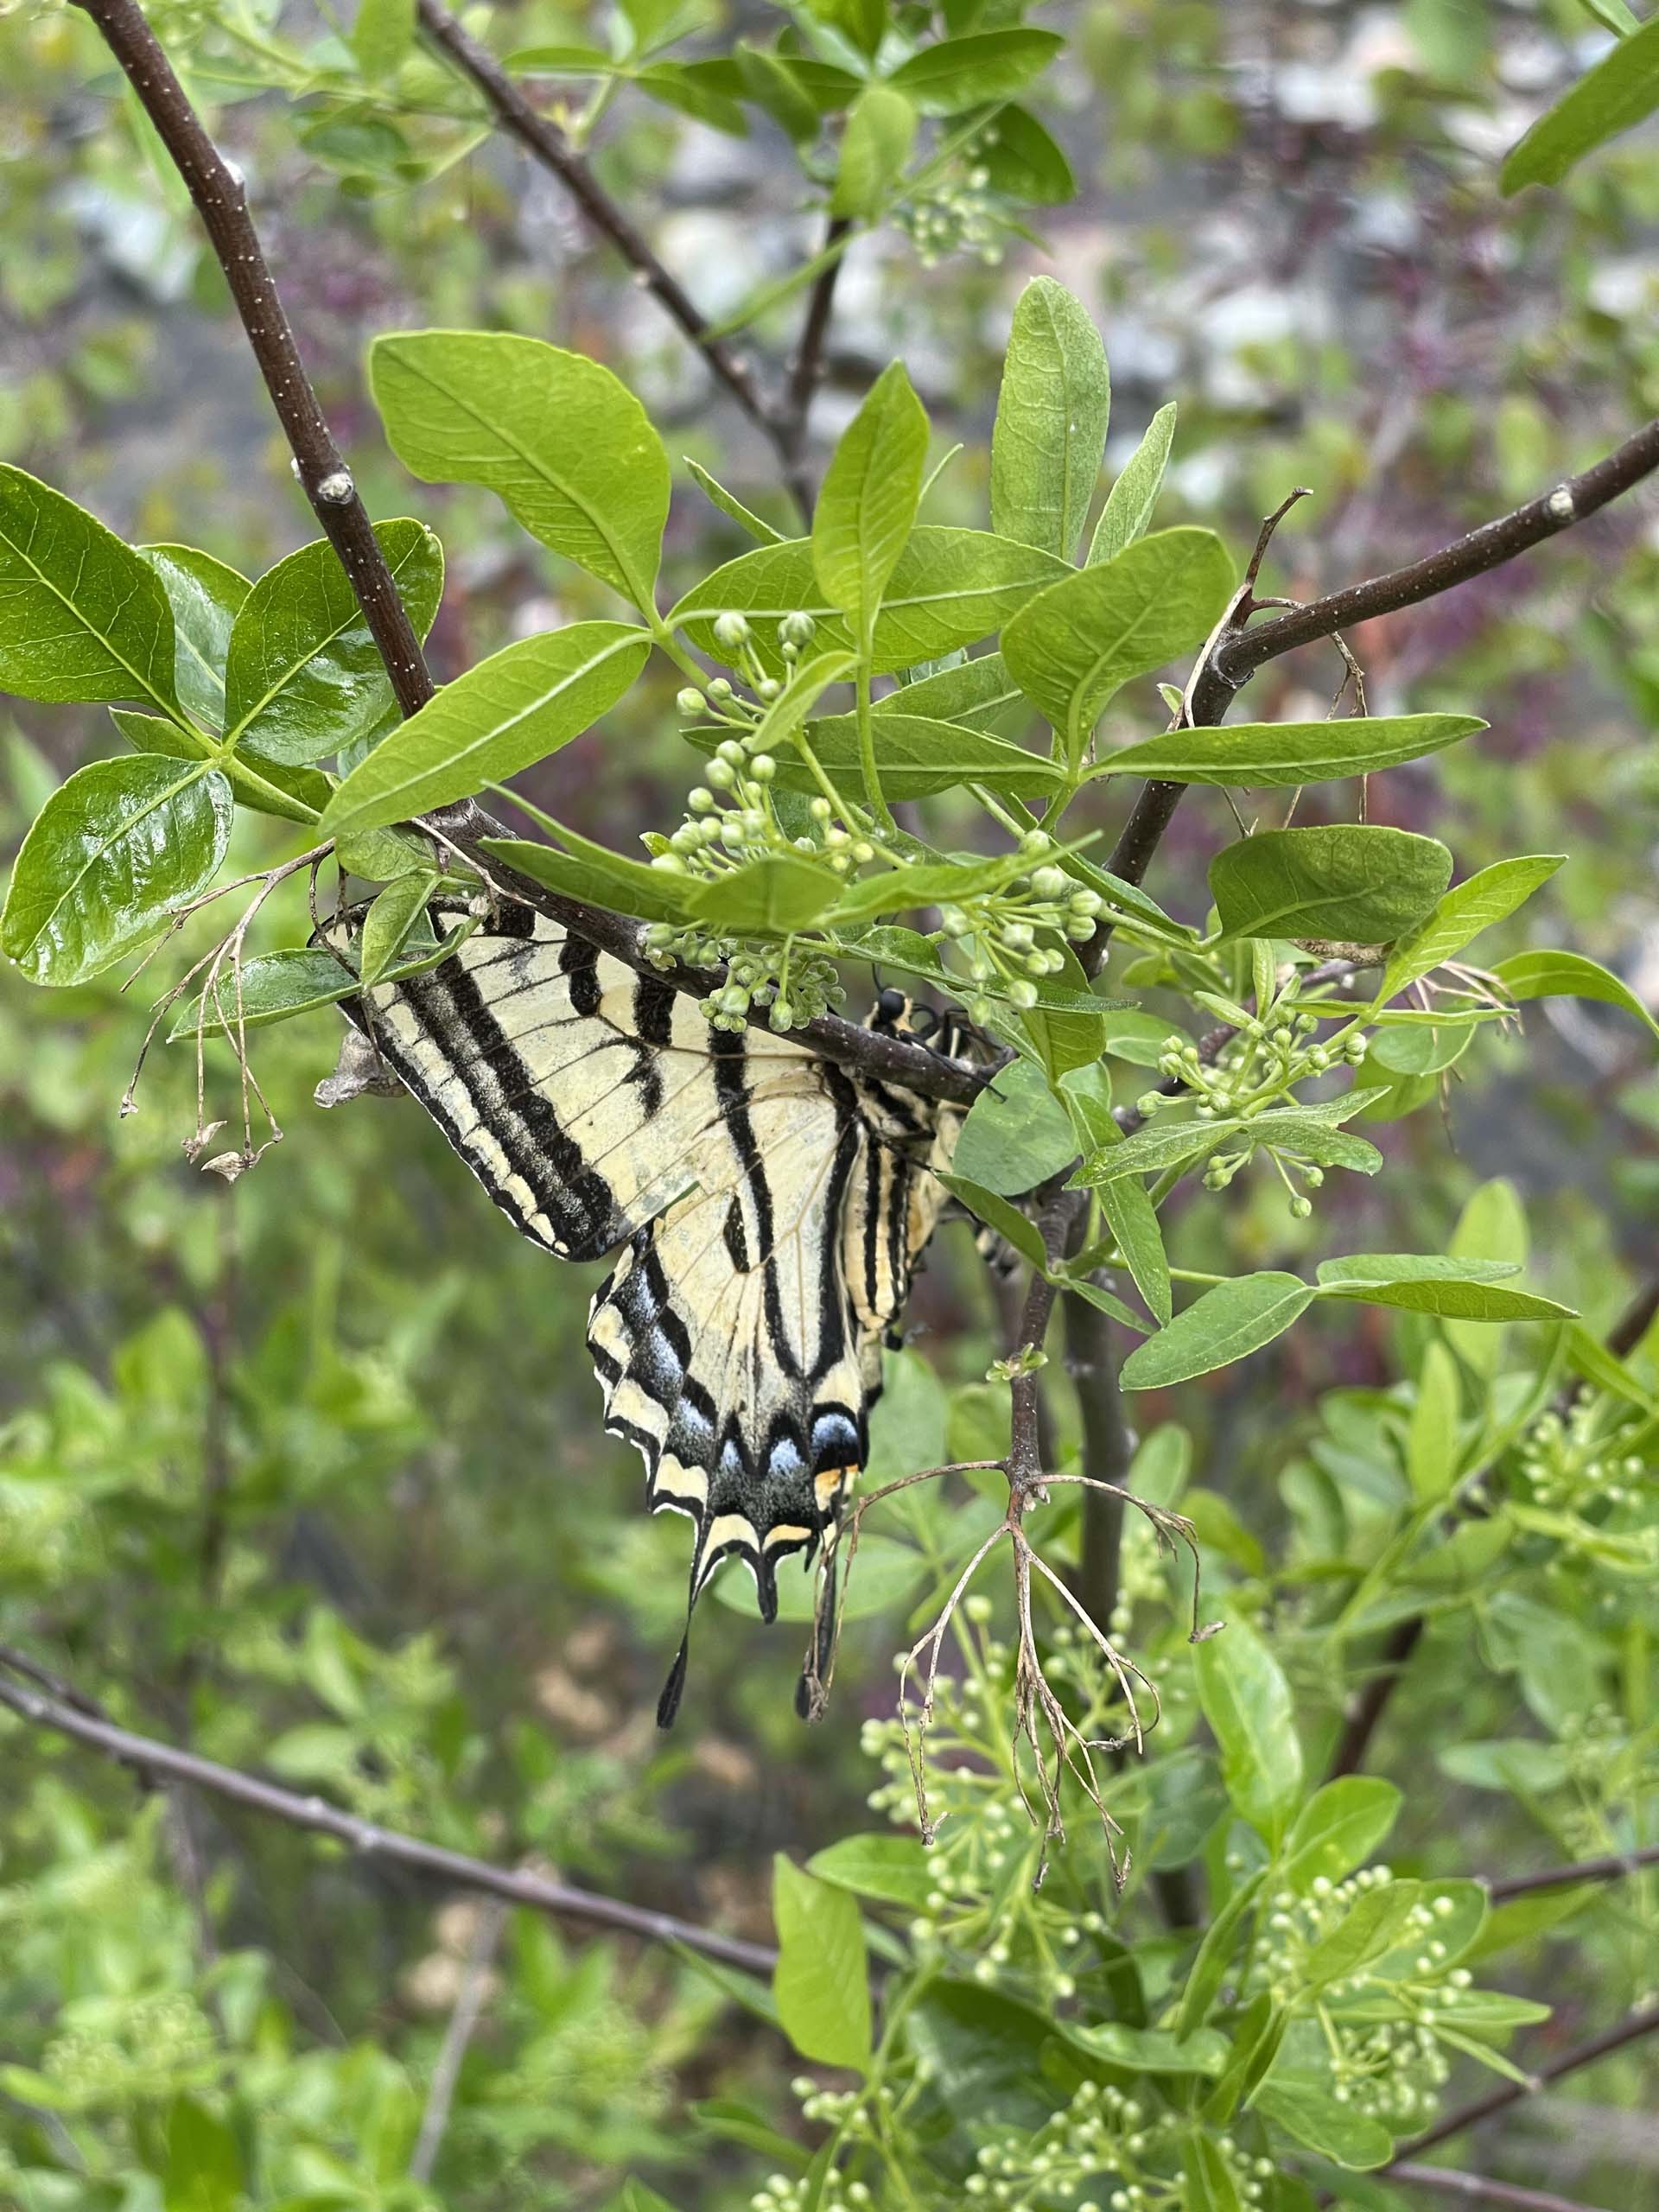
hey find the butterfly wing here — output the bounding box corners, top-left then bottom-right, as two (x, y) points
(340, 901), (957, 1688)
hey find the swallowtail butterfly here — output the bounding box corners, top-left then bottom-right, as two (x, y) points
(333, 899), (982, 1721)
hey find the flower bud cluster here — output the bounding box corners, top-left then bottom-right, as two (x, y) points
(938, 844), (1106, 1020)
(1516, 1401), (1651, 1521)
(1131, 996), (1372, 1216)
(894, 132), (1007, 269)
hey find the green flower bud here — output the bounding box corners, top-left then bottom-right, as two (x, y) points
(751, 753), (777, 782)
(779, 611), (817, 648)
(1031, 865), (1068, 899)
(1020, 830), (1052, 855)
(705, 759), (735, 791)
(1008, 979), (1039, 1009)
(713, 612), (751, 648)
(650, 852), (688, 874)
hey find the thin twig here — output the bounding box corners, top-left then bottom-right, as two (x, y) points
(1487, 1841), (1659, 1904)
(414, 0), (796, 506)
(781, 216), (853, 474)
(1389, 2003), (1659, 2163)
(1387, 2163), (1612, 2212)
(73, 0), (433, 715)
(409, 1898), (508, 2183)
(0, 1666), (777, 1975)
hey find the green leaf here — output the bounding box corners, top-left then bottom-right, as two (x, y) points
(1501, 13), (1659, 191)
(1495, 948), (1659, 1043)
(482, 828), (700, 925)
(683, 852), (842, 932)
(671, 528), (1071, 675)
(827, 847), (1034, 926)
(735, 42), (824, 139)
(335, 823), (436, 882)
(224, 520), (442, 765)
(0, 466), (180, 715)
(1067, 2024), (1231, 2076)
(714, 1532), (923, 1622)
(1192, 1614), (1304, 1846)
(1088, 403), (1177, 566)
(1302, 1880), (1424, 1987)
(683, 458), (782, 544)
(1180, 2130), (1243, 2212)
(163, 2093), (243, 2212)
(813, 363), (930, 639)
(359, 868), (442, 983)
(321, 623), (650, 836)
(1, 755), (232, 985)
(737, 713), (1063, 801)
(833, 85), (918, 219)
(886, 28), (1064, 114)
(138, 542), (249, 728)
(1122, 1273), (1315, 1391)
(1062, 1276), (1148, 1333)
(1280, 1778), (1401, 1892)
(1313, 1252), (1520, 1292)
(976, 103), (1075, 204)
(1253, 2079), (1392, 2169)
(1075, 1114), (1235, 1187)
(953, 1055), (1078, 1194)
(613, 2183), (683, 2212)
(807, 1833), (935, 1910)
(1208, 826), (1453, 943)
(935, 1173), (1050, 1273)
(1002, 529), (1235, 770)
(772, 1856), (872, 2072)
(1318, 1277), (1574, 1324)
(804, 0), (885, 61)
(887, 651), (1024, 732)
(111, 707), (327, 826)
(1099, 1177), (1172, 1325)
(166, 931), (468, 1040)
(1406, 1338), (1460, 1502)
(1096, 711), (1484, 787)
(351, 0), (416, 76)
(990, 276), (1110, 561)
(1176, 1869), (1266, 2037)
(370, 330), (671, 607)
(1379, 854), (1566, 997)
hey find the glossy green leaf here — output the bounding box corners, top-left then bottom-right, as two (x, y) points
(991, 276), (1109, 561)
(1317, 1276), (1574, 1324)
(2, 756), (232, 986)
(884, 652), (1023, 732)
(1096, 711), (1484, 786)
(481, 829), (700, 925)
(1501, 13), (1659, 191)
(886, 28), (1064, 114)
(111, 708), (327, 826)
(671, 529), (1071, 676)
(833, 85), (917, 219)
(1379, 854), (1566, 997)
(1280, 1778), (1401, 1892)
(1180, 2131), (1243, 2212)
(138, 543), (250, 728)
(359, 868), (442, 983)
(1406, 1338), (1459, 1502)
(334, 824), (436, 882)
(772, 1857), (872, 2073)
(813, 363), (929, 638)
(1002, 529), (1234, 769)
(1313, 1253), (1519, 1293)
(1495, 948), (1659, 1042)
(1088, 402), (1177, 566)
(976, 103), (1075, 204)
(1074, 1113), (1228, 1187)
(806, 1834), (935, 1910)
(0, 466), (179, 715)
(167, 931), (469, 1041)
(952, 1055), (1077, 1195)
(371, 331), (671, 606)
(683, 852), (842, 933)
(321, 622), (650, 835)
(351, 0), (416, 76)
(1122, 1273), (1315, 1390)
(934, 1173), (1050, 1273)
(1252, 2079), (1392, 2169)
(1099, 1177), (1172, 1325)
(1208, 826), (1452, 943)
(1192, 1614), (1304, 1845)
(720, 713), (1062, 801)
(1065, 2024), (1230, 2075)
(683, 458), (782, 544)
(225, 520), (443, 766)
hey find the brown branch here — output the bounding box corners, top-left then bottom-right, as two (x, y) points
(782, 216), (853, 472)
(413, 0), (802, 512)
(0, 1666), (778, 1976)
(1487, 1841), (1659, 1904)
(1096, 417), (1659, 923)
(73, 0), (434, 718)
(1390, 2003), (1659, 2164)
(1387, 2163), (1613, 2212)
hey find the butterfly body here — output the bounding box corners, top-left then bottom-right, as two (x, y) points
(336, 901), (974, 1706)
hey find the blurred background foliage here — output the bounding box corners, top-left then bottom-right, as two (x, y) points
(2, 0), (1657, 2205)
